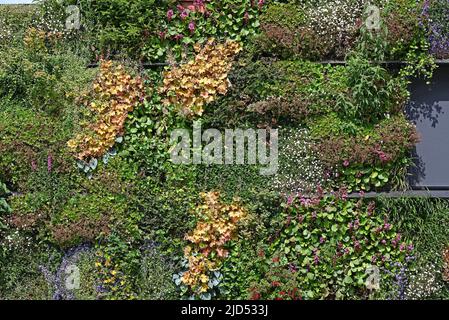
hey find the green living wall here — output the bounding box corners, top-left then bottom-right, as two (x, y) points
(0, 0), (448, 300)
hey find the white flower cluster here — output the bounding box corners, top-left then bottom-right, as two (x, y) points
(305, 0), (386, 57)
(30, 2), (81, 39)
(404, 261), (445, 300)
(32, 9), (66, 35)
(1, 229), (33, 253)
(0, 4), (75, 45)
(0, 17), (14, 43)
(272, 128), (330, 195)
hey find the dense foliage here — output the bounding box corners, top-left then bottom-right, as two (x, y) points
(0, 0), (448, 301)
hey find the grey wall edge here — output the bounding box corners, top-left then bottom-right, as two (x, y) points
(348, 190), (449, 198)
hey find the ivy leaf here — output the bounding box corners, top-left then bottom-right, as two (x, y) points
(343, 276), (353, 284)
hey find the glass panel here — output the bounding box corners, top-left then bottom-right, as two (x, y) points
(406, 65), (449, 189)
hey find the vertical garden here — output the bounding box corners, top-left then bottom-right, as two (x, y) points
(0, 0), (448, 300)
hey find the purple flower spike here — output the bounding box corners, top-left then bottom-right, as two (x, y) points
(167, 9), (174, 21)
(47, 154), (53, 173)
